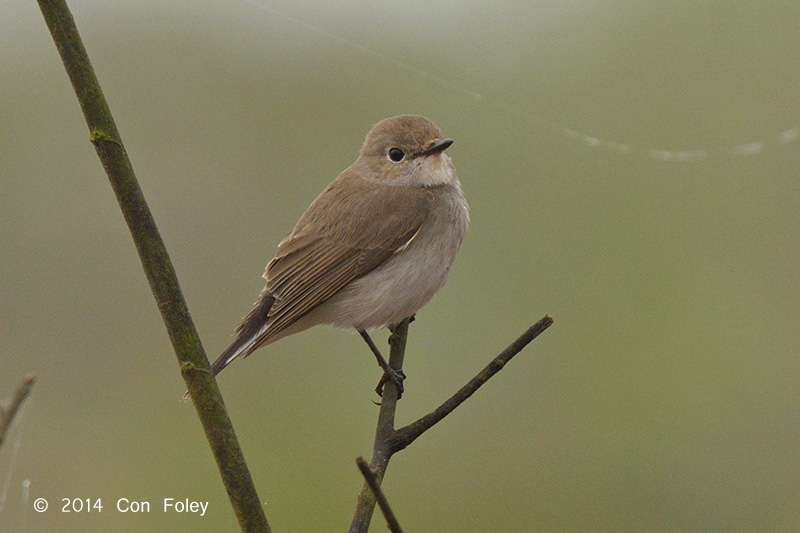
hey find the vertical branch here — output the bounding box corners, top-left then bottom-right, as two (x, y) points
(350, 318), (409, 532)
(33, 1), (269, 531)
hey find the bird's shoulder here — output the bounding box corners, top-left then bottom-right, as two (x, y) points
(288, 169), (435, 249)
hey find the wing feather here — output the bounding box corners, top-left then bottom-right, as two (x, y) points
(248, 173), (434, 347)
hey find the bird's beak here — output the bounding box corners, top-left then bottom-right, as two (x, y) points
(423, 138), (454, 156)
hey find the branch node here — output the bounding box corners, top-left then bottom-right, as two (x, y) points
(89, 129), (121, 146)
(180, 360), (208, 373)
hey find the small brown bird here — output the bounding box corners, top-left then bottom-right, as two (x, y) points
(211, 115), (469, 394)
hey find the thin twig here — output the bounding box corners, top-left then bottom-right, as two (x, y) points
(390, 315), (553, 452)
(33, 1), (269, 530)
(0, 374), (36, 449)
(356, 457), (403, 533)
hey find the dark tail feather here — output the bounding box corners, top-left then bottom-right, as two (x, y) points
(210, 293), (276, 376)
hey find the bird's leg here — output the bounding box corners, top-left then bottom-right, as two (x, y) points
(358, 328), (405, 398)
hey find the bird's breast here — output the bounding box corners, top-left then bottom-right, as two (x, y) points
(316, 184), (468, 329)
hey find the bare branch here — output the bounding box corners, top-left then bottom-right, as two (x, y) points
(350, 315), (553, 532)
(356, 457), (403, 533)
(33, 1), (268, 530)
(0, 374), (36, 449)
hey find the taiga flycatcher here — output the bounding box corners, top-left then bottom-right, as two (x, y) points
(211, 115), (469, 395)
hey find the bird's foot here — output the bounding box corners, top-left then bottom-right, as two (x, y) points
(375, 367), (406, 399)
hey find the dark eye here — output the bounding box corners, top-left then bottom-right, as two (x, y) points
(388, 148), (405, 162)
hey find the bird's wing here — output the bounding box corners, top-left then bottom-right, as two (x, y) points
(211, 176), (432, 375)
(261, 177), (433, 341)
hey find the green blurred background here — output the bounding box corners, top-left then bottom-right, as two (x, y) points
(2, 1), (799, 531)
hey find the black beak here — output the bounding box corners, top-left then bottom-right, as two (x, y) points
(423, 138), (454, 155)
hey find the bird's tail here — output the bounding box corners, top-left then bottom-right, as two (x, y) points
(210, 292), (276, 376)
(182, 292), (275, 400)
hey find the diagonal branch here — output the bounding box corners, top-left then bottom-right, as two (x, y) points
(356, 456), (403, 533)
(33, 1), (269, 531)
(390, 315), (553, 452)
(0, 374), (36, 449)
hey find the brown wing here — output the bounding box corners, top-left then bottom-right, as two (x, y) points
(258, 173), (434, 345)
(211, 173), (433, 376)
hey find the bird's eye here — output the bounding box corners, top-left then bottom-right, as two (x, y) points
(388, 148), (405, 162)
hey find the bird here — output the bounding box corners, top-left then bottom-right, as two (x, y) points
(210, 115), (469, 396)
